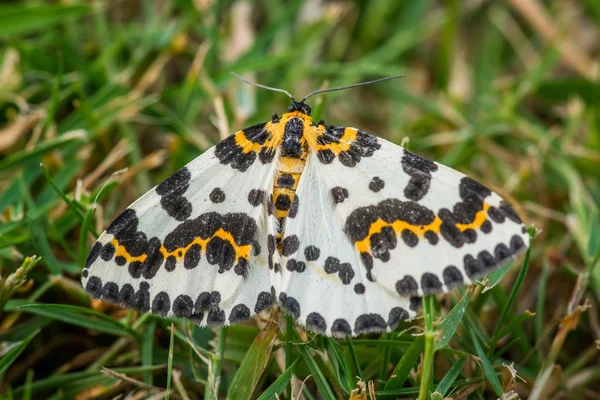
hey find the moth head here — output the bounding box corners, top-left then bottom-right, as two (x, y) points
(288, 101), (312, 116)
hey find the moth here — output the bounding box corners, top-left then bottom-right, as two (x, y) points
(82, 76), (529, 337)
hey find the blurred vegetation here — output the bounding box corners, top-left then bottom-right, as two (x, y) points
(0, 0), (599, 399)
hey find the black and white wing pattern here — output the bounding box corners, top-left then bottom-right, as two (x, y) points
(278, 126), (528, 337)
(82, 124), (280, 327)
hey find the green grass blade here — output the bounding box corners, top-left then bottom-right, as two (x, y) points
(435, 288), (473, 350)
(0, 4), (91, 38)
(228, 322), (278, 399)
(383, 335), (425, 391)
(15, 303), (132, 337)
(0, 329), (40, 375)
(491, 229), (535, 343)
(256, 358), (300, 400)
(0, 131), (86, 172)
(435, 357), (466, 396)
(296, 339), (337, 400)
(142, 319), (156, 385)
(469, 328), (503, 397)
(165, 323), (175, 400)
(12, 365), (164, 395)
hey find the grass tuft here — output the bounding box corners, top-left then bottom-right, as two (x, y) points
(1, 1), (598, 398)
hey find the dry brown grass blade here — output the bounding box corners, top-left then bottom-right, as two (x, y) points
(0, 110), (44, 152)
(506, 0), (597, 79)
(101, 366), (162, 392)
(349, 379), (366, 400)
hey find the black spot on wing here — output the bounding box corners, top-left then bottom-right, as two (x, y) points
(160, 195), (192, 221)
(369, 177), (385, 192)
(331, 318), (352, 338)
(133, 282), (151, 313)
(86, 276), (103, 298)
(286, 259), (306, 273)
(500, 201), (523, 224)
(209, 188), (226, 203)
(306, 312), (327, 334)
(282, 235), (300, 256)
(396, 275), (418, 297)
(184, 244), (201, 269)
(481, 220), (493, 233)
(457, 234), (527, 283)
(234, 258), (248, 276)
(155, 168), (193, 220)
(101, 282), (119, 302)
(324, 257), (355, 284)
(100, 243), (115, 261)
(85, 242), (102, 269)
(248, 189), (265, 207)
(156, 167), (191, 197)
(317, 149), (335, 164)
(331, 187), (349, 204)
(421, 273), (443, 295)
(255, 291), (274, 313)
(424, 231), (439, 245)
(173, 295), (194, 317)
(354, 283), (365, 294)
(388, 307), (409, 329)
(438, 177), (493, 248)
(215, 135), (255, 172)
(304, 245), (320, 261)
(401, 150), (438, 201)
(279, 292), (301, 319)
(229, 304), (251, 323)
(165, 255), (177, 272)
(409, 296), (422, 312)
(206, 237), (236, 273)
(195, 291), (221, 313)
(118, 284), (135, 308)
(288, 195), (299, 218)
(442, 266), (463, 288)
(152, 292), (171, 316)
(371, 226), (397, 261)
(244, 122), (269, 143)
(355, 314), (387, 335)
(207, 309), (226, 327)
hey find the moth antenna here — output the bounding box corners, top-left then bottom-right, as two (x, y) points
(230, 72), (296, 102)
(300, 75), (405, 103)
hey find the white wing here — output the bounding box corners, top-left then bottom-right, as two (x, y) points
(278, 126), (528, 336)
(277, 152), (416, 338)
(83, 125), (279, 327)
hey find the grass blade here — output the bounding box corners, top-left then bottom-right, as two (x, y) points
(165, 323), (175, 400)
(435, 357), (466, 396)
(0, 4), (91, 38)
(257, 358), (300, 400)
(228, 322), (278, 399)
(469, 328), (503, 396)
(142, 319), (156, 385)
(296, 339), (337, 400)
(435, 288), (473, 350)
(0, 329), (40, 375)
(383, 335), (425, 391)
(15, 303), (132, 337)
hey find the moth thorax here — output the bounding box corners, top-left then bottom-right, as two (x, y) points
(281, 117), (306, 158)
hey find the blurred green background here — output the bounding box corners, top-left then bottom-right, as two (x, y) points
(0, 1), (599, 399)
